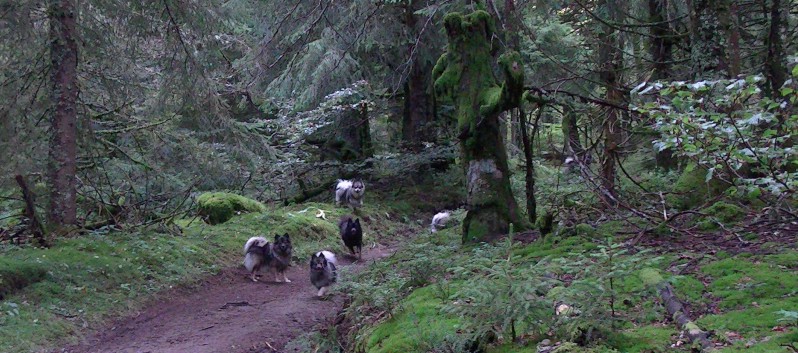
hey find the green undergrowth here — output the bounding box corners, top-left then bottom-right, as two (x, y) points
(0, 200), (402, 353)
(341, 219), (681, 353)
(340, 212), (798, 353)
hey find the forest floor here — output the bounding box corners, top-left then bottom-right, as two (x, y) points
(60, 242), (398, 353)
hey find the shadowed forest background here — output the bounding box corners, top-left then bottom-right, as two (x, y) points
(1, 0), (797, 352)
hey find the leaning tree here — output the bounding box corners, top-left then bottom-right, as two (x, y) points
(432, 10), (527, 243)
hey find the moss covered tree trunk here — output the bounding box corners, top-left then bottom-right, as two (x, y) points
(433, 11), (527, 243)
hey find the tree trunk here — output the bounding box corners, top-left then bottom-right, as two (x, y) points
(402, 61), (434, 150)
(401, 0), (435, 150)
(689, 0), (730, 78)
(764, 0), (786, 96)
(402, 0), (434, 150)
(47, 0), (79, 230)
(648, 0), (675, 80)
(504, 0), (523, 155)
(726, 1), (741, 77)
(598, 0), (623, 203)
(15, 175), (48, 247)
(433, 11), (527, 243)
(519, 107), (538, 223)
(562, 103), (583, 158)
(648, 0), (678, 170)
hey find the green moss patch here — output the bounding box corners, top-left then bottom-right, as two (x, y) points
(614, 325), (675, 352)
(365, 286), (462, 353)
(0, 258), (48, 299)
(487, 344), (537, 353)
(701, 255), (798, 309)
(0, 230), (241, 353)
(696, 201), (745, 230)
(196, 192), (266, 224)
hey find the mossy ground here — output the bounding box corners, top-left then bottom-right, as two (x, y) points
(343, 211), (797, 353)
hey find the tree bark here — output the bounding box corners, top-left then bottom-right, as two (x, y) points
(562, 103), (583, 159)
(648, 0), (675, 80)
(402, 61), (434, 150)
(648, 0), (679, 170)
(401, 0), (435, 150)
(689, 0), (730, 78)
(15, 175), (48, 247)
(47, 0), (79, 230)
(519, 107), (541, 222)
(764, 0), (786, 96)
(433, 11), (527, 243)
(598, 0), (623, 203)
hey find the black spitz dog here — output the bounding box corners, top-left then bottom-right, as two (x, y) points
(309, 251), (337, 297)
(338, 216), (363, 259)
(243, 233), (293, 282)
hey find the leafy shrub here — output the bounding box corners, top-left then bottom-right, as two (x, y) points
(633, 62), (798, 199)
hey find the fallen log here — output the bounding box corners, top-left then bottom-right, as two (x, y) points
(640, 268), (714, 352)
(287, 171), (358, 205)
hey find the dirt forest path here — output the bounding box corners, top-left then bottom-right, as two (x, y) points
(61, 243), (396, 353)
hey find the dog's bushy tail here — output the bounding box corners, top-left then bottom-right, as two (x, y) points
(316, 250), (338, 266)
(244, 236), (268, 255)
(336, 179), (352, 190)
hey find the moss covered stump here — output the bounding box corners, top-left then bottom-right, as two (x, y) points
(433, 11), (527, 243)
(196, 192), (266, 225)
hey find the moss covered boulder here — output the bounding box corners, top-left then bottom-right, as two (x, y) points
(670, 163), (731, 210)
(196, 192), (266, 225)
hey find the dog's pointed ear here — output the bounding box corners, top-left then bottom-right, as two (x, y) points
(354, 218), (360, 224)
(274, 234), (281, 242)
(283, 233), (290, 240)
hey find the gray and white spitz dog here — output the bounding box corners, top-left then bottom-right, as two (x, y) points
(430, 211), (451, 233)
(309, 251), (337, 297)
(243, 233), (293, 282)
(335, 179), (365, 209)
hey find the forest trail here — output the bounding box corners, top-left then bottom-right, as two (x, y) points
(61, 243), (396, 353)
